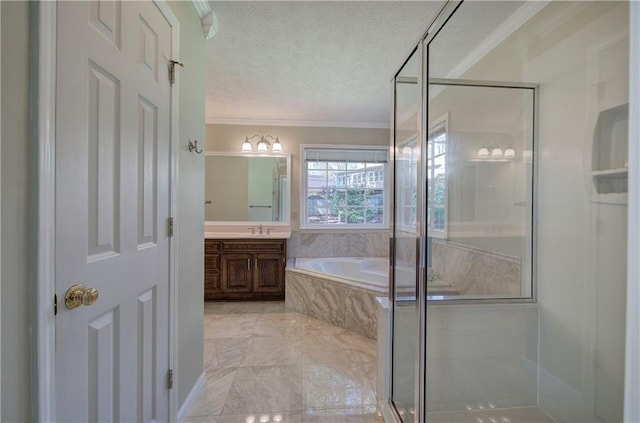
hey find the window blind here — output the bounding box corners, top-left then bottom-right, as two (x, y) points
(428, 121), (447, 140)
(303, 147), (389, 163)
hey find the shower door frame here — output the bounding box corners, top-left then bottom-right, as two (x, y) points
(388, 43), (424, 423)
(388, 1), (541, 422)
(388, 3), (462, 422)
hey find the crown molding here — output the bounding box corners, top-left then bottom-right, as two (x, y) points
(206, 116), (390, 129)
(191, 0), (217, 40)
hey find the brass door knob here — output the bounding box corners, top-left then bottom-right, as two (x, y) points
(65, 284), (99, 309)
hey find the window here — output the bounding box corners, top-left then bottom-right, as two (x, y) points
(427, 117), (448, 237)
(301, 145), (389, 229)
(397, 135), (418, 232)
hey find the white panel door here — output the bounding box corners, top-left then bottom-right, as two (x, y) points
(55, 1), (173, 421)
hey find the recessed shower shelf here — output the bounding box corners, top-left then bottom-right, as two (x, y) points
(591, 103), (628, 203)
(592, 168), (628, 176)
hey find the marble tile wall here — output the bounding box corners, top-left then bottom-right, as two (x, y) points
(432, 240), (522, 296)
(287, 231), (389, 259)
(394, 234), (417, 266)
(285, 269), (380, 339)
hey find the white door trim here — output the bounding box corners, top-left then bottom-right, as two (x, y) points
(0, 1), (3, 417)
(34, 1), (57, 421)
(35, 1), (180, 421)
(152, 2), (181, 420)
(625, 3), (640, 422)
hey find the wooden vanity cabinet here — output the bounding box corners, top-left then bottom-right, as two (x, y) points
(204, 239), (286, 300)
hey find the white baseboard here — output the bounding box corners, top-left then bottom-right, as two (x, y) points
(177, 371), (206, 423)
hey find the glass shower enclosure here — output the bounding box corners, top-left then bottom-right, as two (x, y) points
(388, 1), (629, 422)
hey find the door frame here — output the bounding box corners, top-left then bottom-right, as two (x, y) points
(0, 1), (3, 417)
(625, 3), (640, 422)
(34, 1), (181, 421)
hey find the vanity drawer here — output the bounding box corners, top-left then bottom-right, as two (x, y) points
(221, 239), (285, 253)
(205, 239), (220, 253)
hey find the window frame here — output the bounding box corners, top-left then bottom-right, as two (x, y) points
(427, 114), (449, 239)
(396, 133), (419, 234)
(300, 144), (390, 230)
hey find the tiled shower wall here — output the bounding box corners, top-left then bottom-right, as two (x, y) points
(287, 231), (389, 259)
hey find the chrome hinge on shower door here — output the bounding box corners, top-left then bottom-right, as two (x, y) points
(168, 217), (174, 237)
(167, 369), (174, 389)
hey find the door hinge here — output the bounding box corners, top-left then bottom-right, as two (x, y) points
(168, 60), (183, 85)
(54, 294), (58, 316)
(168, 217), (174, 237)
(167, 369), (174, 389)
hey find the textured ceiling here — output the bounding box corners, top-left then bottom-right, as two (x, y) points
(205, 1), (531, 128)
(205, 1), (444, 128)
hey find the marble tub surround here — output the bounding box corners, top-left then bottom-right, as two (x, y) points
(186, 301), (381, 423)
(285, 269), (380, 339)
(432, 239), (522, 296)
(287, 231), (388, 259)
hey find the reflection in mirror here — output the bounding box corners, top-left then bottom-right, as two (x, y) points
(205, 154), (290, 223)
(428, 81), (536, 299)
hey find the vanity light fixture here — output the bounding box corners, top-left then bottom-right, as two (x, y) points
(478, 146), (490, 157)
(241, 134), (282, 153)
(476, 144), (517, 160)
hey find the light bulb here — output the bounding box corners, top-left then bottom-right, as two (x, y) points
(272, 137), (282, 152)
(241, 138), (252, 152)
(504, 148), (515, 158)
(478, 147), (489, 157)
(491, 147), (503, 157)
(257, 140), (268, 152)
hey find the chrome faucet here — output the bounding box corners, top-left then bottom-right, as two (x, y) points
(258, 224), (263, 234)
(266, 227), (272, 235)
(249, 227), (256, 235)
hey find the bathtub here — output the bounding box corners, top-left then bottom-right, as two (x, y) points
(294, 257), (389, 292)
(292, 257), (450, 295)
(285, 257), (451, 339)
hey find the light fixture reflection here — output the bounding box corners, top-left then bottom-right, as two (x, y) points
(476, 144), (518, 160)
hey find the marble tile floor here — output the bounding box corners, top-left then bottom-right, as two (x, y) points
(186, 301), (555, 423)
(185, 301), (383, 423)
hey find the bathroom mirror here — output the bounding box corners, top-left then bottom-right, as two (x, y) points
(205, 153), (291, 224)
